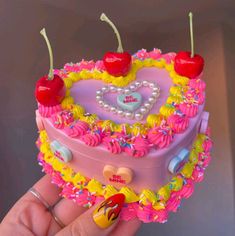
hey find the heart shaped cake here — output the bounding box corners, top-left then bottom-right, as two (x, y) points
(35, 47), (213, 223)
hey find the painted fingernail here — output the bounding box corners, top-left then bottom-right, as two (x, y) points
(93, 193), (125, 229)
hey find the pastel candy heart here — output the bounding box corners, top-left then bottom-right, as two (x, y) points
(103, 165), (133, 188)
(199, 111), (209, 134)
(50, 140), (72, 163)
(117, 92), (142, 112)
(168, 148), (189, 174)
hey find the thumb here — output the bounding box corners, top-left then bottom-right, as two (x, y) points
(55, 193), (125, 236)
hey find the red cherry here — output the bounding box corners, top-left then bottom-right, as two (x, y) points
(103, 51), (132, 77)
(174, 51), (204, 79)
(35, 74), (65, 106)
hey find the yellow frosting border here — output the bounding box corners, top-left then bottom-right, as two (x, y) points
(60, 58), (189, 135)
(38, 129), (207, 208)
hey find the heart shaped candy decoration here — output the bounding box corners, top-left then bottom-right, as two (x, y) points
(96, 80), (160, 121)
(103, 165), (133, 188)
(168, 148), (189, 174)
(50, 140), (72, 163)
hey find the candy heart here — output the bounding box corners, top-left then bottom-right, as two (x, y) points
(199, 111), (209, 134)
(50, 140), (72, 163)
(103, 165), (133, 188)
(168, 148), (189, 174)
(96, 81), (160, 121)
(117, 92), (142, 112)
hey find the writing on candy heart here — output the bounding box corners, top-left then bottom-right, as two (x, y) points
(103, 165), (133, 188)
(123, 95), (138, 103)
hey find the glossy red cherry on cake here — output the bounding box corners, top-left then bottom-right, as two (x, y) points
(103, 51), (132, 77)
(35, 74), (65, 106)
(174, 51), (204, 79)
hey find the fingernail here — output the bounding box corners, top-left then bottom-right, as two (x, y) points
(93, 193), (125, 229)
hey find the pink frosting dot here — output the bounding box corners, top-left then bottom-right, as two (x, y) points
(51, 171), (66, 187)
(125, 136), (150, 158)
(167, 114), (189, 133)
(51, 110), (74, 129)
(178, 179), (194, 199)
(81, 132), (102, 147)
(152, 209), (168, 223)
(191, 166), (204, 182)
(64, 121), (89, 138)
(120, 203), (139, 221)
(189, 78), (206, 91)
(203, 139), (213, 152)
(148, 126), (173, 148)
(161, 52), (176, 64)
(136, 204), (154, 223)
(166, 193), (181, 212)
(38, 104), (62, 118)
(148, 48), (162, 59)
(179, 102), (198, 117)
(103, 133), (124, 154)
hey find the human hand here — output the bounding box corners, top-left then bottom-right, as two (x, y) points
(0, 175), (141, 236)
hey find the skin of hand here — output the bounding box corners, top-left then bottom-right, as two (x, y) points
(0, 175), (142, 236)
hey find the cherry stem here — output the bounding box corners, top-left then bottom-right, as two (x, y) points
(100, 13), (124, 53)
(189, 12), (194, 58)
(40, 28), (54, 80)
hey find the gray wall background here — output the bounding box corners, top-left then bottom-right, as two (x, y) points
(0, 0), (234, 235)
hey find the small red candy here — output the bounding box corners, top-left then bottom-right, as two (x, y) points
(103, 51), (132, 77)
(35, 74), (65, 106)
(174, 51), (204, 79)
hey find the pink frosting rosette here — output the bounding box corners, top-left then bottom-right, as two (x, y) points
(134, 49), (149, 60)
(161, 52), (176, 64)
(185, 88), (205, 105)
(179, 102), (198, 117)
(191, 166), (204, 182)
(125, 136), (150, 157)
(95, 60), (106, 71)
(103, 133), (125, 154)
(148, 48), (162, 59)
(178, 178), (194, 199)
(166, 192), (181, 212)
(167, 114), (189, 133)
(152, 209), (168, 223)
(64, 60), (95, 72)
(51, 171), (66, 187)
(120, 203), (139, 221)
(81, 131), (102, 147)
(198, 152), (211, 168)
(74, 189), (96, 208)
(61, 183), (78, 200)
(51, 110), (74, 129)
(203, 138), (213, 152)
(42, 162), (54, 176)
(38, 104), (62, 118)
(64, 121), (89, 138)
(148, 126), (173, 148)
(189, 78), (206, 91)
(136, 204), (154, 223)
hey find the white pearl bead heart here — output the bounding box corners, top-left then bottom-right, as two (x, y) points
(96, 80), (160, 121)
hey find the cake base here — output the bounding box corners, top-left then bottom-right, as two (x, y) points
(37, 129), (212, 223)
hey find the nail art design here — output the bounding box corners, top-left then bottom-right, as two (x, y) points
(93, 193), (125, 229)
